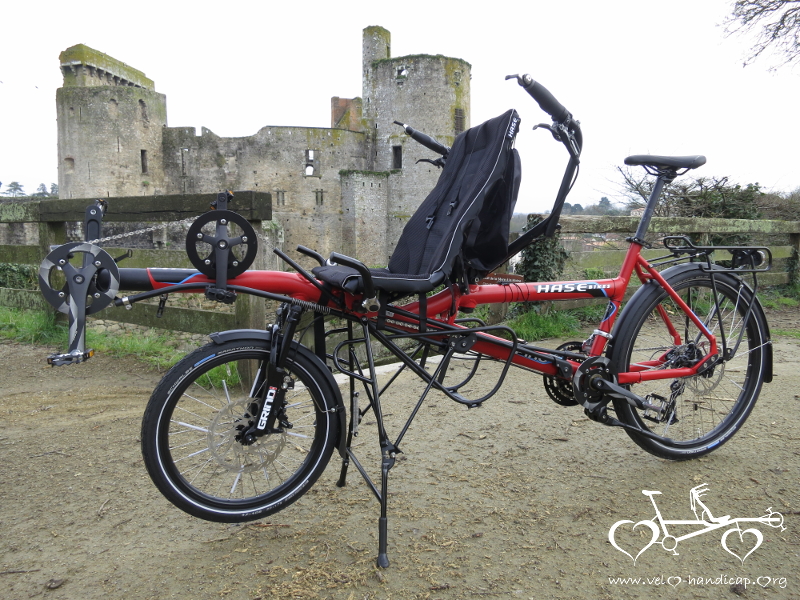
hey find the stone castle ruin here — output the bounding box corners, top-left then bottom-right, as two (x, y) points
(56, 27), (471, 265)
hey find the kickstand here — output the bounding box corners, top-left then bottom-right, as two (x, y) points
(377, 449), (396, 568)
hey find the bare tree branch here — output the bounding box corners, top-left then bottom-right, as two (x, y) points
(725, 0), (800, 68)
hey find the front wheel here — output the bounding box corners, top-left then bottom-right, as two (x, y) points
(607, 266), (769, 460)
(141, 338), (340, 522)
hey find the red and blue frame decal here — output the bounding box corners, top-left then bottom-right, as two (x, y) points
(601, 301), (617, 323)
(534, 281), (610, 297)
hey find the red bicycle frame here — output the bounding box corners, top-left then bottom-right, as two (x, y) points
(134, 234), (719, 387)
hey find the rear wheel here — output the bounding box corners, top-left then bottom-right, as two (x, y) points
(141, 338), (340, 522)
(608, 268), (768, 460)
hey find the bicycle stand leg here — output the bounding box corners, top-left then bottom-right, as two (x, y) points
(377, 450), (396, 568)
(336, 456), (350, 488)
(337, 326), (359, 488)
(336, 386), (355, 487)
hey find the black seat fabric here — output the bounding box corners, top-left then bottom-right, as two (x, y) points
(313, 109), (521, 297)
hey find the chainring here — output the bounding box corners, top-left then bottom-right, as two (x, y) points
(38, 242), (120, 315)
(542, 341), (584, 406)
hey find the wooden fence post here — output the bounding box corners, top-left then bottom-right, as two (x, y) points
(235, 218), (267, 332)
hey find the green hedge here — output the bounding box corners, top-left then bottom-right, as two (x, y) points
(0, 263), (38, 290)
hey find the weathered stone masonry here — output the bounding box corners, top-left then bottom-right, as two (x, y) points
(56, 27), (471, 265)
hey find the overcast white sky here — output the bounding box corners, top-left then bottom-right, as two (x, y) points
(1, 0), (798, 213)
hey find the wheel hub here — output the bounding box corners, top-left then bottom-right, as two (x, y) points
(209, 399), (286, 472)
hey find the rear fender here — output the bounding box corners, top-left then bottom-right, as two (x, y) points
(607, 263), (772, 382)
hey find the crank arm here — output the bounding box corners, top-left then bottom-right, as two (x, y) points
(591, 378), (665, 414)
(603, 414), (675, 444)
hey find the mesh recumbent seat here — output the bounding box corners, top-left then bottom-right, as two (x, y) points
(312, 109), (521, 300)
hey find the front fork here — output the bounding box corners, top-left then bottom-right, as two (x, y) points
(239, 303), (304, 444)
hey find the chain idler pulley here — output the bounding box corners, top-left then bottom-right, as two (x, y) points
(185, 209), (258, 279)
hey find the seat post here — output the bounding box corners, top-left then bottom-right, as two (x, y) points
(631, 171), (674, 245)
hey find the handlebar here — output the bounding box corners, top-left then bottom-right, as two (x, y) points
(505, 73), (570, 123)
(393, 121), (450, 157)
(328, 252), (380, 312)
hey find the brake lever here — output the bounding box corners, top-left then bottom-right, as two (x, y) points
(533, 122), (561, 141)
(415, 157), (446, 169)
(533, 121), (581, 161)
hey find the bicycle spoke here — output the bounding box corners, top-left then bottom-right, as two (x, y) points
(611, 271), (765, 457)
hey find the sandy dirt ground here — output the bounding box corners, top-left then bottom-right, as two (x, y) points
(1, 309), (798, 600)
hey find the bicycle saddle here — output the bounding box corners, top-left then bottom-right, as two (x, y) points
(625, 155), (706, 170)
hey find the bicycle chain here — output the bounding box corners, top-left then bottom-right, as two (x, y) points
(86, 216), (197, 245)
(86, 216), (279, 261)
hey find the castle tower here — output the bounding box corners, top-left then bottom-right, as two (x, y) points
(359, 26), (472, 254)
(56, 44), (167, 199)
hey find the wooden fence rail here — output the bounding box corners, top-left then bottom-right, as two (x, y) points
(1, 195), (798, 336)
(0, 193), (276, 334)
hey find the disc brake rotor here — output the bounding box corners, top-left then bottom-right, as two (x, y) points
(208, 398), (286, 473)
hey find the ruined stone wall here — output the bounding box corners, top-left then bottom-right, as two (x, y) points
(160, 125), (367, 260)
(340, 171), (390, 262)
(54, 28), (472, 270)
(364, 54), (471, 253)
(60, 44), (154, 90)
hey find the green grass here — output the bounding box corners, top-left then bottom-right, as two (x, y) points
(760, 284), (800, 309)
(0, 306), (66, 345)
(566, 303), (609, 325)
(0, 306), (189, 370)
(773, 328), (800, 339)
(85, 327), (187, 370)
(197, 361), (243, 388)
(506, 306), (582, 341)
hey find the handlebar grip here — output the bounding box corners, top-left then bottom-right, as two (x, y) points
(329, 252), (376, 300)
(517, 74), (570, 122)
(393, 121), (450, 156)
(296, 245), (325, 266)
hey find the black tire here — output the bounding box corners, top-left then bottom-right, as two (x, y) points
(141, 338), (340, 522)
(607, 266), (768, 460)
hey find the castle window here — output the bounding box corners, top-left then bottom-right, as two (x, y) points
(454, 108), (465, 136)
(392, 145), (402, 169)
(64, 158), (75, 174)
(141, 150), (149, 174)
(304, 149), (319, 177)
(315, 190), (324, 205)
(396, 66), (408, 80)
(139, 99), (148, 123)
(276, 190), (286, 206)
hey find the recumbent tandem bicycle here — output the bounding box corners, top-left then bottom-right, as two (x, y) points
(39, 74), (773, 567)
